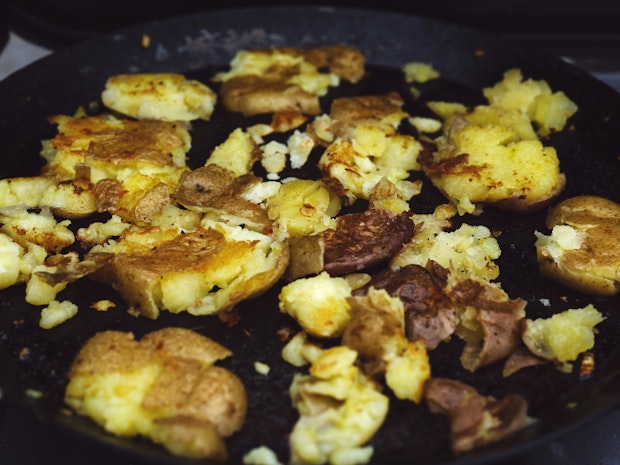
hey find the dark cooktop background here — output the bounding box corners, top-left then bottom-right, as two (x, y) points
(7, 0), (620, 49)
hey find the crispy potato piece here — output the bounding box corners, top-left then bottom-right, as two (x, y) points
(42, 114), (190, 225)
(309, 92), (408, 143)
(88, 224), (289, 319)
(535, 195), (620, 295)
(424, 377), (529, 455)
(42, 114), (190, 180)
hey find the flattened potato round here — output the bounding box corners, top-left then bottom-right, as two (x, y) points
(65, 327), (247, 460)
(536, 195), (620, 295)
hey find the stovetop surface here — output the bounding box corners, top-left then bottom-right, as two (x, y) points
(0, 5), (619, 465)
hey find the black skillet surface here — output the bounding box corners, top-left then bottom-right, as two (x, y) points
(0, 6), (619, 465)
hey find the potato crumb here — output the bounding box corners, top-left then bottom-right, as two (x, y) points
(408, 116), (442, 133)
(39, 300), (78, 329)
(141, 34), (151, 49)
(403, 62), (440, 83)
(254, 361), (270, 375)
(91, 300), (116, 312)
(243, 446), (283, 465)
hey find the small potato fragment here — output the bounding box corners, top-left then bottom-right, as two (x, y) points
(522, 304), (605, 364)
(266, 179), (341, 237)
(279, 271), (352, 338)
(535, 195), (620, 295)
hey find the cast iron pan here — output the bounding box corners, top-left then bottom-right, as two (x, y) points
(0, 6), (619, 465)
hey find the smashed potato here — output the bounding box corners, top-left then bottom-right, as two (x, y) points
(101, 73), (218, 122)
(420, 116), (566, 215)
(535, 195), (620, 295)
(89, 222), (289, 319)
(65, 327), (247, 460)
(522, 304), (605, 365)
(422, 68), (575, 214)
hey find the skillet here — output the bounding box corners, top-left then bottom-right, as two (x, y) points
(0, 5), (619, 465)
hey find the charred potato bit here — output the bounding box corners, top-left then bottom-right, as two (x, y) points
(323, 209), (414, 276)
(424, 378), (529, 455)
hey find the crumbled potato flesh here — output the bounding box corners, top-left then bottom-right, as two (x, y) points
(288, 346), (388, 465)
(522, 304), (605, 364)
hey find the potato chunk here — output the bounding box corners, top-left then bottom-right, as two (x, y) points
(421, 116), (565, 214)
(423, 69), (575, 214)
(522, 304), (605, 364)
(279, 271), (352, 338)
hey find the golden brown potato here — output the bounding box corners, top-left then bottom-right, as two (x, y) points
(419, 114), (566, 215)
(42, 113), (190, 225)
(535, 195), (620, 295)
(88, 225), (290, 319)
